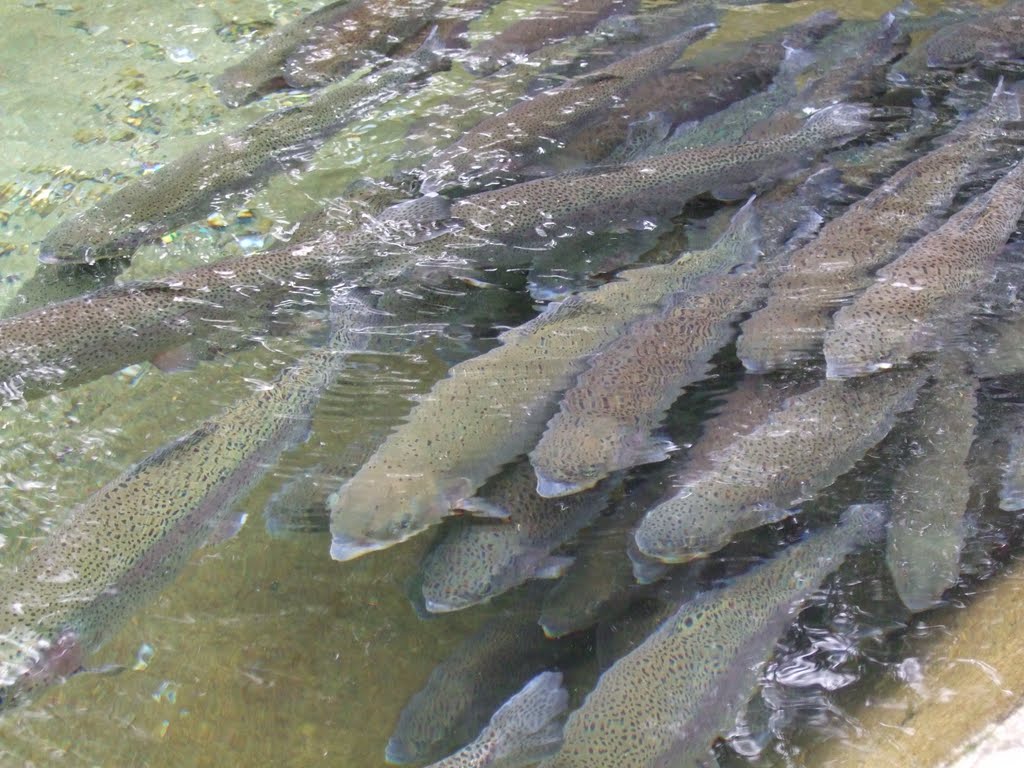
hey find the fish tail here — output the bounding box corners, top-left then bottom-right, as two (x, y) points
(410, 26), (452, 73)
(713, 196), (763, 267)
(486, 671), (569, 763)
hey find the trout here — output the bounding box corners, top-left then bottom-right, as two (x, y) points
(0, 295), (373, 710)
(419, 23), (716, 193)
(425, 672), (568, 768)
(385, 614), (587, 765)
(540, 504), (886, 768)
(886, 360), (977, 611)
(213, 0), (446, 106)
(634, 369), (926, 564)
(328, 204), (760, 561)
(824, 159), (1024, 379)
(738, 82), (1023, 372)
(41, 35), (449, 265)
(418, 460), (614, 613)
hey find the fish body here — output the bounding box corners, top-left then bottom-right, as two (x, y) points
(426, 672), (569, 768)
(328, 204), (761, 561)
(467, 0), (637, 74)
(738, 82), (1023, 372)
(419, 460), (614, 613)
(41, 39), (449, 265)
(0, 305), (365, 710)
(1, 226), (361, 401)
(564, 11), (841, 164)
(921, 1), (1024, 69)
(886, 361), (977, 611)
(664, 15), (899, 154)
(824, 159), (1024, 379)
(634, 369), (926, 564)
(530, 266), (761, 497)
(420, 23), (716, 192)
(443, 103), (872, 246)
(386, 615), (586, 765)
(540, 504), (886, 768)
(213, 0), (444, 106)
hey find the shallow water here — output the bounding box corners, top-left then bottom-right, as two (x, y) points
(1, 0), (1023, 766)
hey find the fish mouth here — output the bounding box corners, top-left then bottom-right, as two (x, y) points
(384, 737), (415, 765)
(534, 472), (592, 499)
(422, 596), (461, 614)
(329, 533), (401, 562)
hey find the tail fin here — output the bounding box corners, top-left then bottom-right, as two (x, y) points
(711, 197), (763, 268)
(487, 672), (569, 764)
(410, 26), (452, 74)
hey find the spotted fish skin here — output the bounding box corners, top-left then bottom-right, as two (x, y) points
(634, 368), (926, 564)
(419, 23), (716, 193)
(737, 83), (1024, 373)
(1, 223), (371, 402)
(824, 159), (1024, 379)
(41, 39), (448, 265)
(530, 266), (761, 497)
(466, 0), (638, 75)
(540, 504), (886, 768)
(213, 0), (358, 106)
(564, 11), (841, 164)
(419, 460), (614, 613)
(214, 0), (446, 106)
(386, 615), (586, 765)
(328, 204), (760, 561)
(443, 102), (873, 245)
(921, 1), (1024, 70)
(0, 304), (367, 711)
(886, 360), (977, 612)
(426, 672), (569, 768)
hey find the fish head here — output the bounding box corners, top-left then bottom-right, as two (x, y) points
(532, 417), (660, 498)
(39, 210), (148, 265)
(420, 525), (512, 614)
(211, 66), (282, 108)
(328, 472), (467, 562)
(0, 628), (84, 711)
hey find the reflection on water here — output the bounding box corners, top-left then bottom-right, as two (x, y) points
(1, 0), (1024, 766)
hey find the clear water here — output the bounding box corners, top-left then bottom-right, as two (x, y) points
(0, 0), (1021, 766)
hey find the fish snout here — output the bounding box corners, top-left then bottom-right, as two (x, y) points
(329, 533), (395, 562)
(384, 735), (416, 765)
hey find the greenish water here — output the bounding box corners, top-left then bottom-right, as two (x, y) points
(0, 1), (1020, 766)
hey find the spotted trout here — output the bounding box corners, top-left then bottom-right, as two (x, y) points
(529, 267), (762, 498)
(738, 82), (1023, 372)
(419, 22), (716, 193)
(418, 460), (614, 613)
(539, 503), (886, 768)
(0, 296), (371, 710)
(886, 359), (977, 612)
(435, 103), (873, 246)
(213, 0), (446, 106)
(561, 11), (841, 164)
(385, 613), (588, 765)
(634, 368), (926, 564)
(2, 220), (370, 402)
(425, 672), (569, 768)
(328, 203), (760, 561)
(41, 35), (449, 265)
(466, 0), (638, 74)
(824, 158), (1024, 379)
